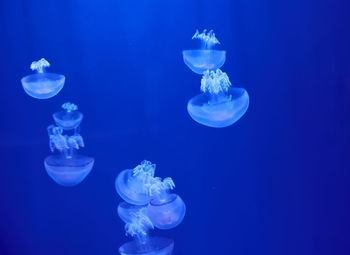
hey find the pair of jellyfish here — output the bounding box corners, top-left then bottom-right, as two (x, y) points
(44, 102), (94, 186)
(115, 160), (186, 255)
(21, 58), (65, 99)
(183, 30), (249, 128)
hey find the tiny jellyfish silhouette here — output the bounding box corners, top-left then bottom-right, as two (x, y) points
(183, 29), (226, 74)
(44, 103), (94, 186)
(183, 30), (249, 128)
(116, 160), (186, 255)
(21, 58), (65, 99)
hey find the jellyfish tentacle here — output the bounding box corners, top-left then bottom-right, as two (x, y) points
(200, 69), (231, 95)
(124, 207), (153, 240)
(47, 123), (85, 158)
(30, 58), (50, 73)
(62, 102), (78, 112)
(192, 29), (220, 49)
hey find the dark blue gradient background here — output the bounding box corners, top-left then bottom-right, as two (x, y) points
(0, 0), (350, 254)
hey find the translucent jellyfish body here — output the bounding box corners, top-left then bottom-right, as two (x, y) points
(147, 193), (186, 230)
(53, 102), (83, 130)
(21, 58), (65, 99)
(118, 202), (148, 223)
(188, 69), (249, 128)
(119, 237), (174, 255)
(183, 30), (226, 74)
(115, 169), (152, 205)
(44, 154), (94, 187)
(44, 103), (94, 186)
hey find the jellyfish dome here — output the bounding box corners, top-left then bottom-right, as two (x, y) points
(118, 202), (148, 224)
(21, 58), (65, 99)
(187, 69), (249, 128)
(53, 102), (83, 130)
(183, 30), (226, 74)
(115, 161), (157, 205)
(44, 154), (94, 187)
(147, 193), (186, 230)
(44, 103), (94, 186)
(119, 237), (174, 255)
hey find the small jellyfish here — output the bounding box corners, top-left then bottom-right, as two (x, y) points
(183, 29), (226, 74)
(44, 103), (94, 186)
(115, 161), (157, 205)
(187, 69), (249, 128)
(116, 160), (185, 255)
(147, 193), (186, 230)
(53, 102), (83, 130)
(21, 58), (65, 99)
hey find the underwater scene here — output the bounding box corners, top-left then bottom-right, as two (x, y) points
(0, 0), (350, 254)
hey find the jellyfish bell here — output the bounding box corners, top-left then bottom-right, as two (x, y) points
(53, 102), (83, 130)
(44, 154), (94, 187)
(119, 237), (174, 255)
(183, 29), (226, 74)
(147, 193), (186, 230)
(118, 202), (148, 224)
(183, 49), (226, 75)
(115, 169), (152, 206)
(21, 58), (65, 99)
(187, 69), (249, 128)
(188, 87), (249, 128)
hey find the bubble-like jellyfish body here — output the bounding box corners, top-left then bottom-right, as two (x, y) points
(21, 58), (65, 99)
(44, 103), (94, 186)
(183, 30), (226, 74)
(118, 202), (148, 224)
(147, 193), (186, 230)
(119, 237), (174, 255)
(44, 154), (94, 186)
(188, 69), (249, 128)
(183, 50), (226, 75)
(53, 102), (83, 130)
(115, 161), (155, 205)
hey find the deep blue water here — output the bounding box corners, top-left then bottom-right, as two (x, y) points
(1, 0), (350, 254)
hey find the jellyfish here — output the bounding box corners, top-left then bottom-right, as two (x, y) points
(118, 206), (174, 255)
(183, 29), (226, 74)
(44, 103), (94, 186)
(116, 160), (185, 255)
(21, 58), (65, 99)
(53, 102), (83, 130)
(115, 160), (157, 205)
(187, 69), (249, 128)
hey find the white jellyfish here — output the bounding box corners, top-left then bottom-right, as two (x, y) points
(44, 103), (94, 186)
(116, 160), (185, 255)
(53, 102), (83, 130)
(21, 58), (65, 99)
(183, 29), (226, 74)
(188, 69), (249, 128)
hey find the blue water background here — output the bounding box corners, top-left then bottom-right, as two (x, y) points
(0, 0), (350, 254)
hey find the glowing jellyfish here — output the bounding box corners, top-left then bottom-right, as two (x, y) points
(116, 160), (185, 255)
(183, 29), (226, 74)
(21, 58), (65, 99)
(188, 69), (249, 128)
(53, 102), (83, 130)
(44, 103), (94, 186)
(147, 193), (186, 230)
